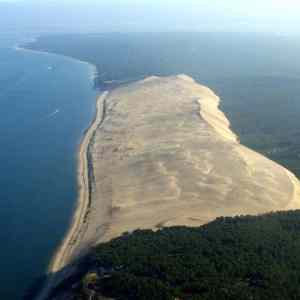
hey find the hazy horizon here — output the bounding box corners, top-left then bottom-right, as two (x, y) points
(1, 0), (300, 35)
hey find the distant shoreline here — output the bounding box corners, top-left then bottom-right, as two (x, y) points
(14, 45), (98, 83)
(15, 44), (95, 68)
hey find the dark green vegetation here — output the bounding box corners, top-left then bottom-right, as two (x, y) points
(26, 33), (300, 85)
(49, 211), (300, 300)
(26, 33), (300, 179)
(216, 76), (300, 177)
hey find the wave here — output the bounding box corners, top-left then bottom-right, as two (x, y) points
(44, 109), (60, 120)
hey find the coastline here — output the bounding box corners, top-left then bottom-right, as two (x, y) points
(16, 41), (106, 299)
(14, 45), (95, 69)
(49, 91), (108, 273)
(14, 45), (98, 81)
(17, 41), (103, 270)
(36, 91), (108, 300)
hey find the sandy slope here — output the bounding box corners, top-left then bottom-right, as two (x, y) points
(41, 74), (300, 299)
(47, 75), (300, 285)
(61, 74), (299, 253)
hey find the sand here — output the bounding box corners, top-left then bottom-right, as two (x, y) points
(42, 74), (300, 299)
(62, 74), (300, 248)
(49, 91), (108, 273)
(84, 75), (300, 244)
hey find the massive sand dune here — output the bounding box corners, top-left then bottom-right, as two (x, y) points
(67, 74), (300, 262)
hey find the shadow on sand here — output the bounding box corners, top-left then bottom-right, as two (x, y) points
(23, 256), (90, 300)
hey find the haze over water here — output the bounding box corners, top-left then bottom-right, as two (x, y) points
(0, 33), (97, 299)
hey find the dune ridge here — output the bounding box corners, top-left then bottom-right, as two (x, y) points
(48, 75), (300, 282)
(67, 74), (300, 250)
(195, 76), (300, 212)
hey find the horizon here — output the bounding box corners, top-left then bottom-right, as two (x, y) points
(1, 0), (300, 36)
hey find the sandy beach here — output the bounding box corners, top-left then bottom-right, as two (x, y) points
(52, 91), (108, 272)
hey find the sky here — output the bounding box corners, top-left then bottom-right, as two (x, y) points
(1, 0), (300, 34)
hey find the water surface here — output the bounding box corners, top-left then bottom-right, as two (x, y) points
(0, 34), (97, 299)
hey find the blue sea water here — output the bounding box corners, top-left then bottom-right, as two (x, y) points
(0, 34), (97, 299)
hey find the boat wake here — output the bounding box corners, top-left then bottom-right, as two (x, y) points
(45, 109), (60, 119)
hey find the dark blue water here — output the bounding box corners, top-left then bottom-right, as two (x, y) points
(0, 34), (97, 299)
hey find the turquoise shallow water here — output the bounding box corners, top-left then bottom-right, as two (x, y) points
(0, 35), (97, 299)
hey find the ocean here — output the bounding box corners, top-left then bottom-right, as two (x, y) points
(0, 33), (97, 299)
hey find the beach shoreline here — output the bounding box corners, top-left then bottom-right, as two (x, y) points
(17, 41), (107, 300)
(18, 40), (103, 270)
(35, 91), (108, 300)
(49, 91), (108, 273)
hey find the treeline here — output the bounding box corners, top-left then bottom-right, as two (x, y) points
(49, 210), (300, 300)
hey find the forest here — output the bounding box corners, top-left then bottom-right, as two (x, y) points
(49, 210), (300, 300)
